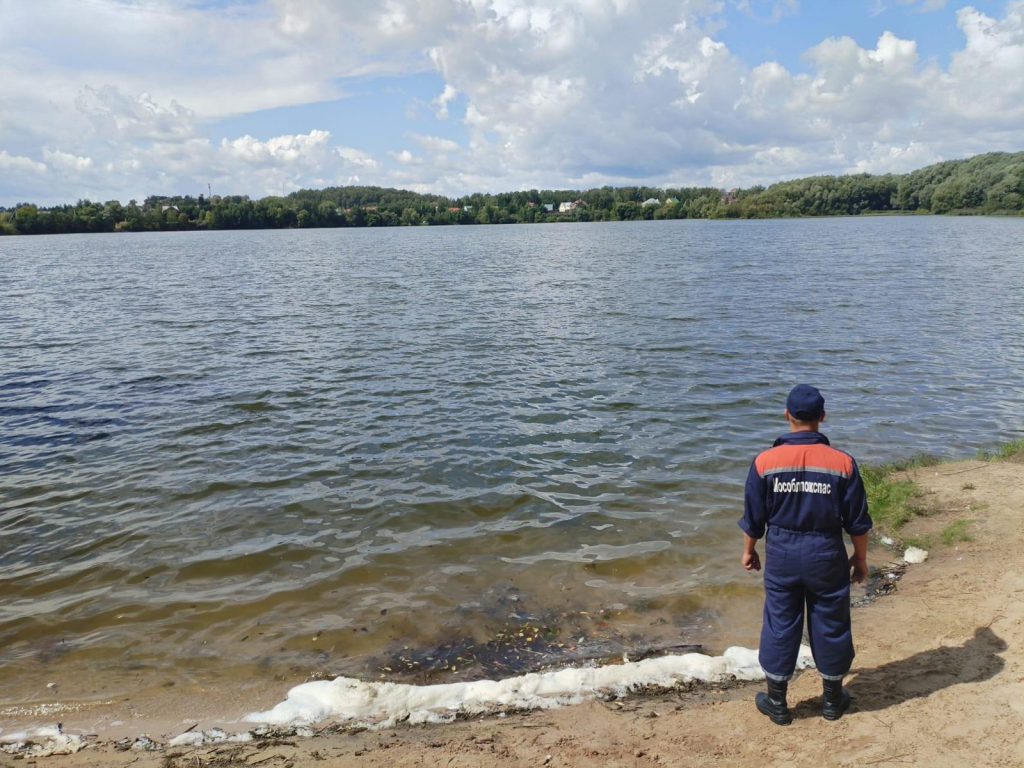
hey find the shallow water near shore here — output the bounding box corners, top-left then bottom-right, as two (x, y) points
(2, 217), (1023, 726)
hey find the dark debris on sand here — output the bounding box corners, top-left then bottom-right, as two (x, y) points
(853, 561), (907, 608)
(358, 599), (709, 686)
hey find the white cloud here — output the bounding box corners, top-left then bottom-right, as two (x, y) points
(76, 86), (196, 142)
(0, 0), (407, 137)
(735, 0), (799, 24)
(198, 130), (383, 196)
(394, 0), (1024, 189)
(335, 147), (380, 169)
(42, 149), (94, 174)
(388, 149), (420, 164)
(897, 0), (947, 11)
(3, 123), (384, 203)
(221, 130), (333, 164)
(2, 0), (1024, 203)
(411, 134), (461, 154)
(847, 141), (943, 175)
(432, 84), (459, 119)
(0, 150), (47, 175)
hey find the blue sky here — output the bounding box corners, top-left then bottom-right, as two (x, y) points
(1, 0), (1022, 205)
(208, 73), (471, 164)
(718, 1), (973, 69)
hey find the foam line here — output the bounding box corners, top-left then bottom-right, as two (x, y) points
(246, 645), (815, 726)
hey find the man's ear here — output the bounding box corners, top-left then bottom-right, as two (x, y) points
(820, 410), (826, 422)
(784, 409), (791, 423)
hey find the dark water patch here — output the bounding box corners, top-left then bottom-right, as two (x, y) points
(40, 415), (124, 429)
(599, 401), (640, 411)
(0, 378), (51, 391)
(174, 420), (265, 437)
(226, 401), (283, 413)
(0, 431), (111, 448)
(112, 372), (209, 394)
(639, 345), (695, 353)
(0, 404), (68, 417)
(241, 349), (289, 358)
(123, 374), (166, 386)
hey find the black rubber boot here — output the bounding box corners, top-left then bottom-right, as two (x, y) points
(755, 678), (792, 725)
(821, 678), (851, 720)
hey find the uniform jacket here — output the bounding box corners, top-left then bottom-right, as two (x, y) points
(739, 431), (872, 539)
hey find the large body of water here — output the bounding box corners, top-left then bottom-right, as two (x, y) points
(2, 218), (1023, 713)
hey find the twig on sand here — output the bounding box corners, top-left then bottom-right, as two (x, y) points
(870, 714), (893, 733)
(250, 755), (284, 766)
(938, 465), (987, 475)
(866, 752), (912, 765)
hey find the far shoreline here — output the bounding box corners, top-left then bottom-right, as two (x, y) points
(3, 150), (1022, 237)
(3, 210), (1023, 240)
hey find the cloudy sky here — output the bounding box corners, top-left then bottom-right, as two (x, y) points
(1, 0), (1023, 205)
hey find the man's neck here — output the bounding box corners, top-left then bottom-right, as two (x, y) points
(789, 423), (820, 433)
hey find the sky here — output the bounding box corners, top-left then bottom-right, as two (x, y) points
(1, 0), (1023, 205)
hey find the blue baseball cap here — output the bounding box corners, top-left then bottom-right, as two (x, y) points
(786, 384), (825, 421)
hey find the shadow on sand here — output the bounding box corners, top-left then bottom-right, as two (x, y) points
(789, 625), (1007, 719)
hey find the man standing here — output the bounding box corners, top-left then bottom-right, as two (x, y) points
(738, 384), (872, 725)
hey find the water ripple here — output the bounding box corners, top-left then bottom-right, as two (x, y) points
(1, 218), (1023, 691)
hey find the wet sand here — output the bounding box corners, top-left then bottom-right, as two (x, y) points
(4, 454), (1022, 766)
(0, 581), (773, 741)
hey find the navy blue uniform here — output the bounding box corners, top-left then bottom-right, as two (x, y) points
(739, 431), (872, 681)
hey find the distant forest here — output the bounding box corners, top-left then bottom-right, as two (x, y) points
(2, 151), (1022, 236)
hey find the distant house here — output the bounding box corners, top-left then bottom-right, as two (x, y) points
(161, 204), (179, 212)
(543, 203), (554, 212)
(448, 206), (461, 213)
(526, 201), (536, 207)
(559, 201), (578, 213)
(720, 188), (740, 204)
(463, 205), (473, 212)
(666, 197), (680, 205)
(641, 198), (661, 207)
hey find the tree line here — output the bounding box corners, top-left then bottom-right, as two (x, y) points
(2, 151), (1021, 236)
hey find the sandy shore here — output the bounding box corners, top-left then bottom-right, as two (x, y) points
(4, 455), (1022, 767)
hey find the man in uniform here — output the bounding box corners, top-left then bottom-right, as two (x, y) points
(738, 384), (872, 724)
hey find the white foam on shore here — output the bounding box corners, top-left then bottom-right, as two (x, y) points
(169, 728), (254, 747)
(246, 645), (815, 727)
(0, 725), (85, 757)
(904, 546), (929, 564)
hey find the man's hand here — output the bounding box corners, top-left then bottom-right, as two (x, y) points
(742, 550), (761, 571)
(850, 556), (868, 584)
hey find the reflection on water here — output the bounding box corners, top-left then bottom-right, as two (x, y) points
(1, 218), (1023, 703)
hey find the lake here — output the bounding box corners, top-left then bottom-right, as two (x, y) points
(2, 217), (1023, 718)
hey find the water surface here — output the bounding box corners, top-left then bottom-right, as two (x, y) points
(2, 217), (1023, 708)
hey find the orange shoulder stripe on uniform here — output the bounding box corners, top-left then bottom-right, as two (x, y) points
(755, 443), (852, 477)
